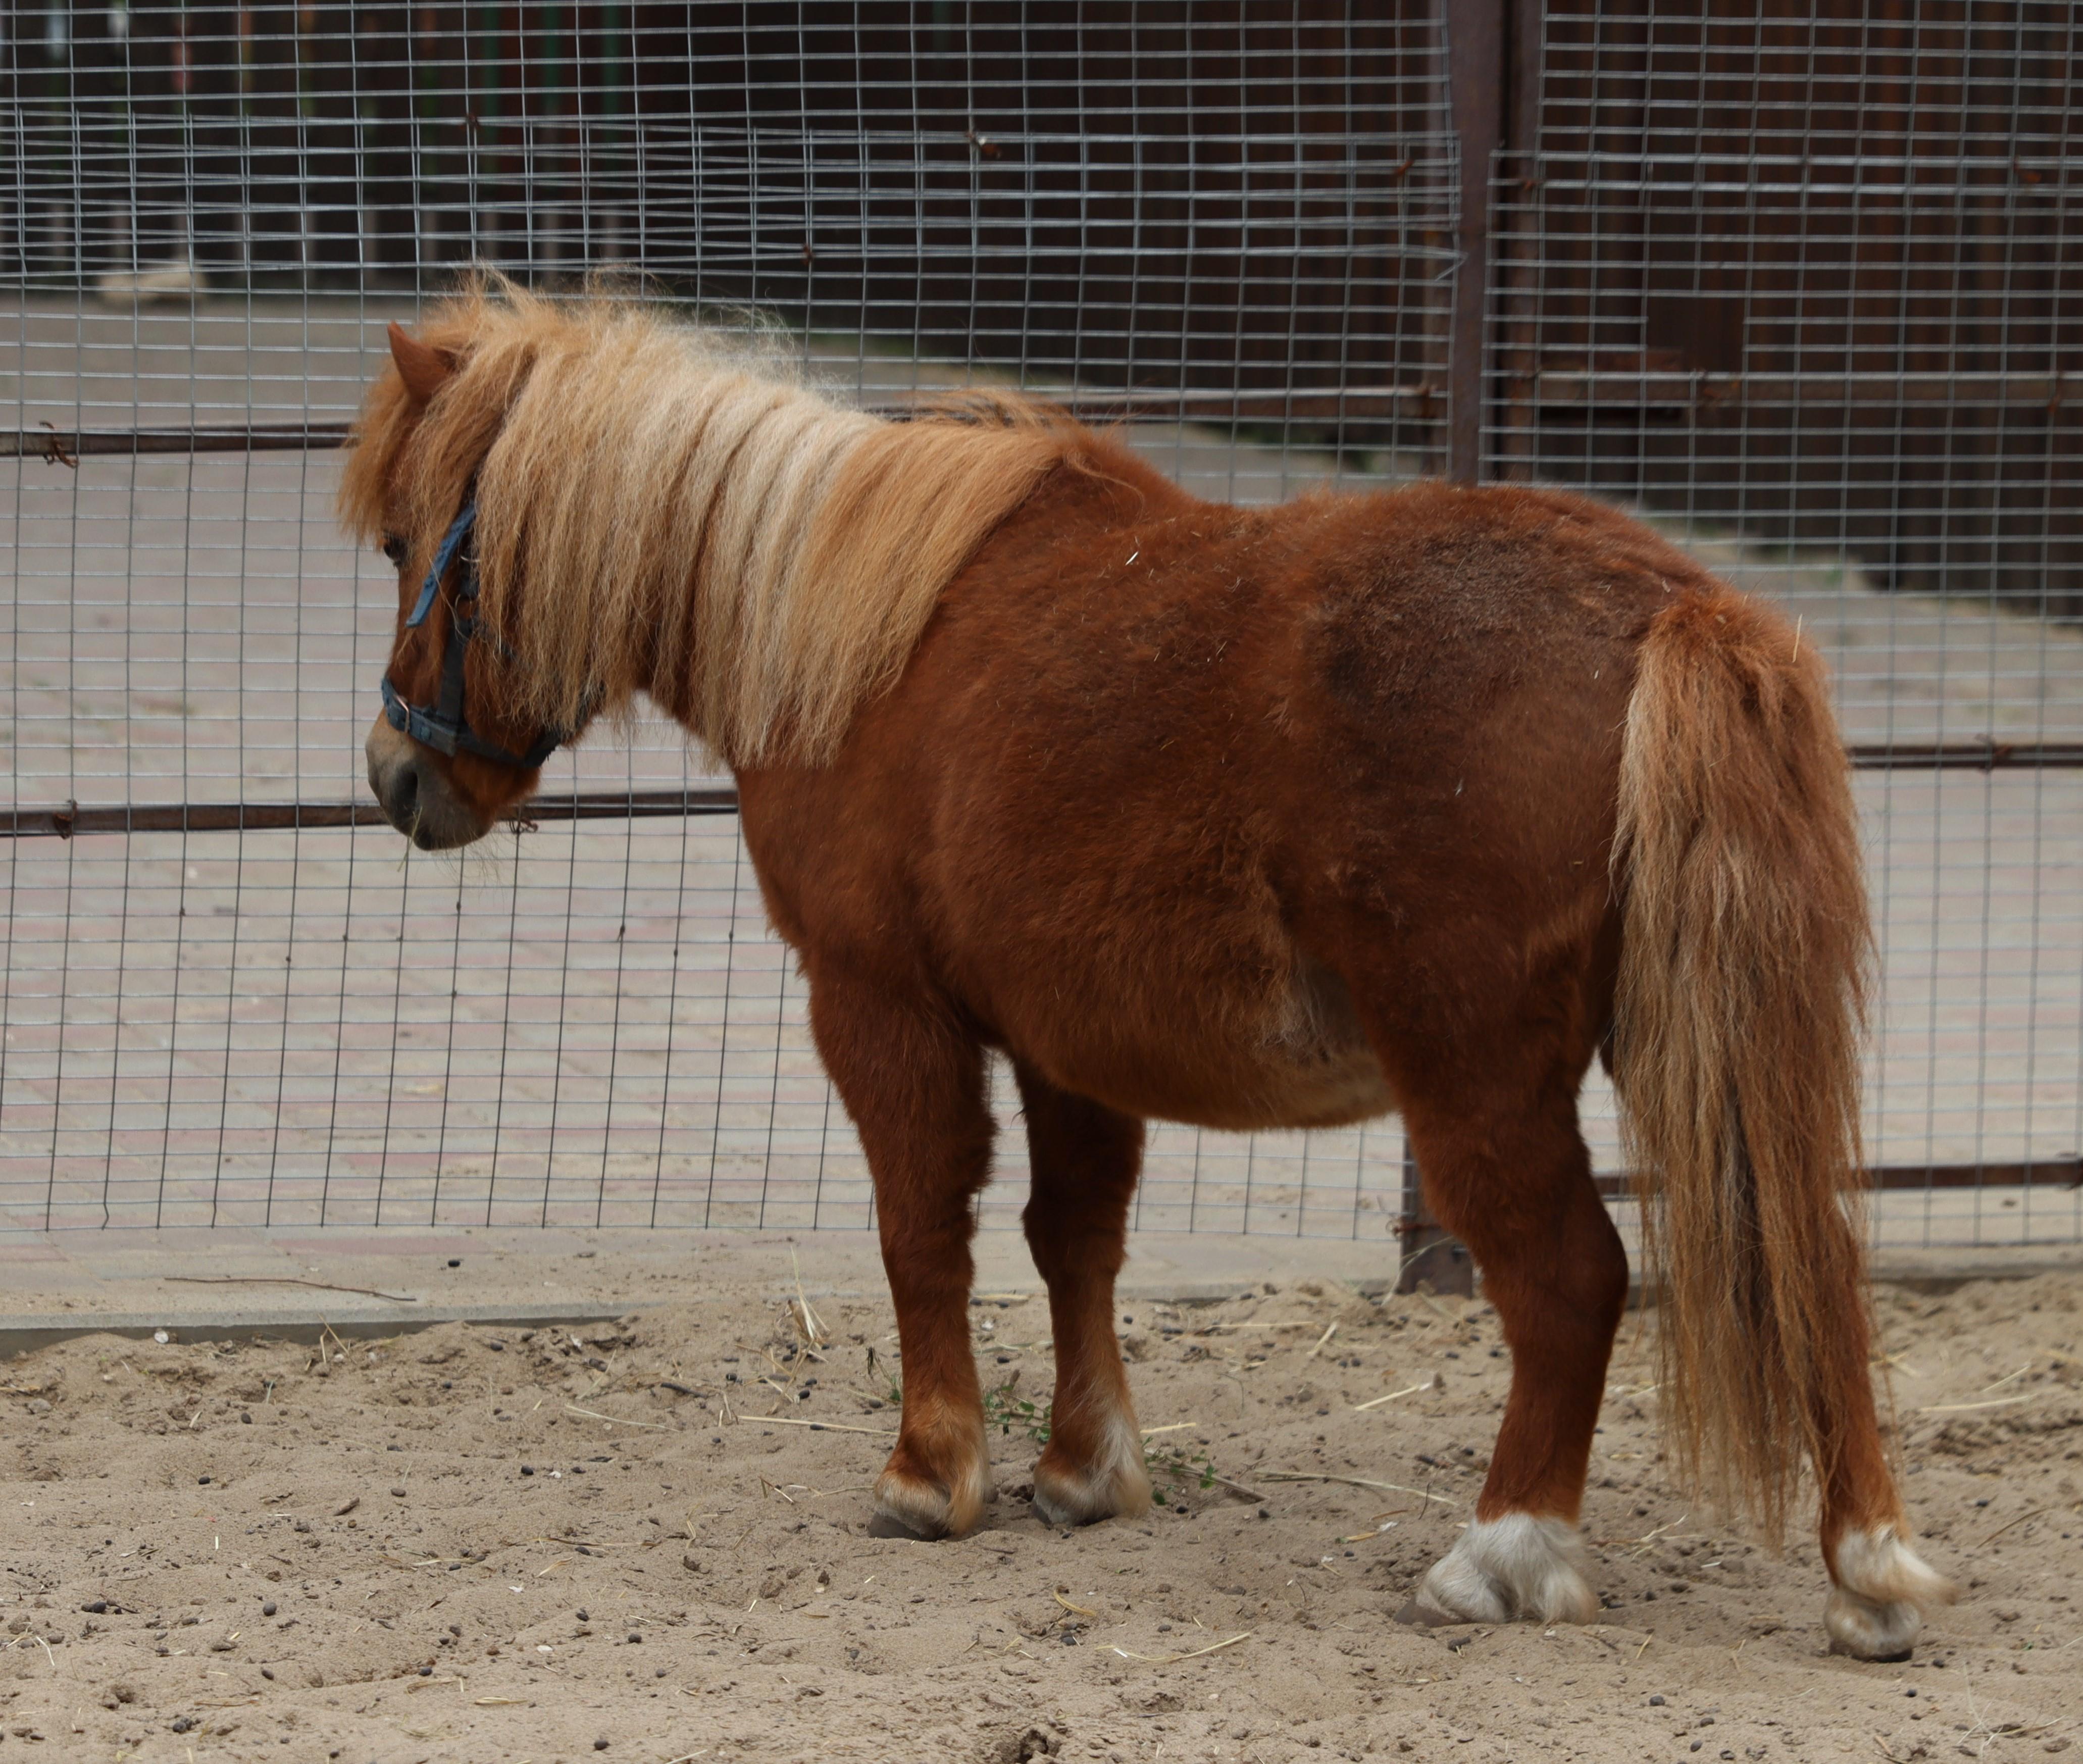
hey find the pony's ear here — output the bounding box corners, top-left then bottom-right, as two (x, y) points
(388, 321), (456, 401)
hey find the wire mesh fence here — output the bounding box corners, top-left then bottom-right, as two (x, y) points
(2, 3), (2078, 1254)
(1490, 2), (2083, 1254)
(2, 2), (1453, 1238)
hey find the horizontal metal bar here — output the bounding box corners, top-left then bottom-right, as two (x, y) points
(7, 387), (1442, 463)
(1849, 743), (2083, 770)
(4, 425), (353, 461)
(1079, 385), (1442, 419)
(1592, 1158), (2081, 1201)
(1525, 372), (2073, 411)
(5, 744), (2079, 842)
(3, 789), (740, 839)
(5, 369), (2065, 467)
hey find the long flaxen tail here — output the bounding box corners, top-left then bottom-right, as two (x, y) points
(1609, 587), (1878, 1547)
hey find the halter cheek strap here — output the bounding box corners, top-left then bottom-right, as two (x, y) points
(379, 499), (578, 771)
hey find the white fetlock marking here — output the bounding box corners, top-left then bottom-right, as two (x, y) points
(874, 1419), (992, 1539)
(1415, 1515), (1599, 1626)
(946, 1451), (992, 1535)
(873, 1468), (956, 1538)
(1825, 1527), (1955, 1659)
(1033, 1405), (1151, 1527)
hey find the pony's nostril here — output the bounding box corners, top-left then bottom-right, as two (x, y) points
(389, 761), (420, 824)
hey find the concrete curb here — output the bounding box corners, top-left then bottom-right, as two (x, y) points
(3, 1245), (2074, 1359)
(0, 1302), (629, 1357)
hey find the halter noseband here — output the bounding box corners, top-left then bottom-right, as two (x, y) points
(379, 499), (574, 771)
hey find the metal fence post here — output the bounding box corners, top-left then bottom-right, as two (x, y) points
(1397, 1135), (1471, 1297)
(1445, 0), (1505, 486)
(1401, 0), (1520, 1296)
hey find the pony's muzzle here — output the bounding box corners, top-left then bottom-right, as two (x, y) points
(365, 715), (491, 850)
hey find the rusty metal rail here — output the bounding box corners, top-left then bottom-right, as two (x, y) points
(3, 789), (740, 840)
(1585, 1161), (2082, 1203)
(1403, 1155), (2083, 1295)
(8, 742), (2080, 843)
(5, 423), (354, 461)
(4, 385), (1446, 466)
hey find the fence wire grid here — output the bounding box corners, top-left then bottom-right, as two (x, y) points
(2, 2), (2078, 1255)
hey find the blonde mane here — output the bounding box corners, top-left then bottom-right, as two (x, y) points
(341, 281), (1074, 765)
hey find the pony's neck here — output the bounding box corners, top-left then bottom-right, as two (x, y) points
(630, 388), (1075, 768)
(452, 305), (1076, 768)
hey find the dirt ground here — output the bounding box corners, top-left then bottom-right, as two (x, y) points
(2, 1268), (2079, 1764)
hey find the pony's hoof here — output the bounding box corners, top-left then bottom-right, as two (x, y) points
(865, 1509), (937, 1541)
(1031, 1470), (1151, 1529)
(1392, 1596), (1465, 1629)
(1828, 1634), (1913, 1665)
(1824, 1586), (1920, 1662)
(1824, 1527), (1954, 1660)
(1409, 1514), (1599, 1626)
(1031, 1424), (1152, 1528)
(871, 1462), (988, 1541)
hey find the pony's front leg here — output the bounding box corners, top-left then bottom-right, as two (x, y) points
(1396, 1082), (1625, 1627)
(1012, 1063), (1152, 1527)
(807, 970), (994, 1539)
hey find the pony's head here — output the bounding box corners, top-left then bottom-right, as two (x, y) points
(343, 288), (593, 849)
(344, 278), (1081, 850)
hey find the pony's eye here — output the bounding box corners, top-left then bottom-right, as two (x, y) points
(381, 534), (408, 567)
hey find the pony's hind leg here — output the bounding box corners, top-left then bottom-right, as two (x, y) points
(1804, 1211), (1955, 1657)
(1012, 1063), (1153, 1527)
(806, 968), (994, 1539)
(1395, 1078), (1626, 1627)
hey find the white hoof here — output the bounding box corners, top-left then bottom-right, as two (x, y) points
(1403, 1514), (1599, 1626)
(1825, 1526), (1955, 1660)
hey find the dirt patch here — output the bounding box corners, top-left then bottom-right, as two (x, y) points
(2, 1269), (2078, 1762)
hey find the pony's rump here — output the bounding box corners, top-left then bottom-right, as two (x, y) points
(1610, 586), (1872, 1542)
(341, 278), (1074, 765)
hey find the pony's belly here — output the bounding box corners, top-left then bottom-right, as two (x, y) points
(1125, 1030), (1394, 1133)
(1248, 1037), (1398, 1129)
(1045, 955), (1397, 1132)
(1225, 970), (1397, 1129)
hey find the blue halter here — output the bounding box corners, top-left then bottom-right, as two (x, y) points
(379, 499), (575, 771)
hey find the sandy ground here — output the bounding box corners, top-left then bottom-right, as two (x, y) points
(1, 1263), (2079, 1764)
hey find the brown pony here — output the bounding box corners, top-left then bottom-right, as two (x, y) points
(344, 282), (1952, 1659)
